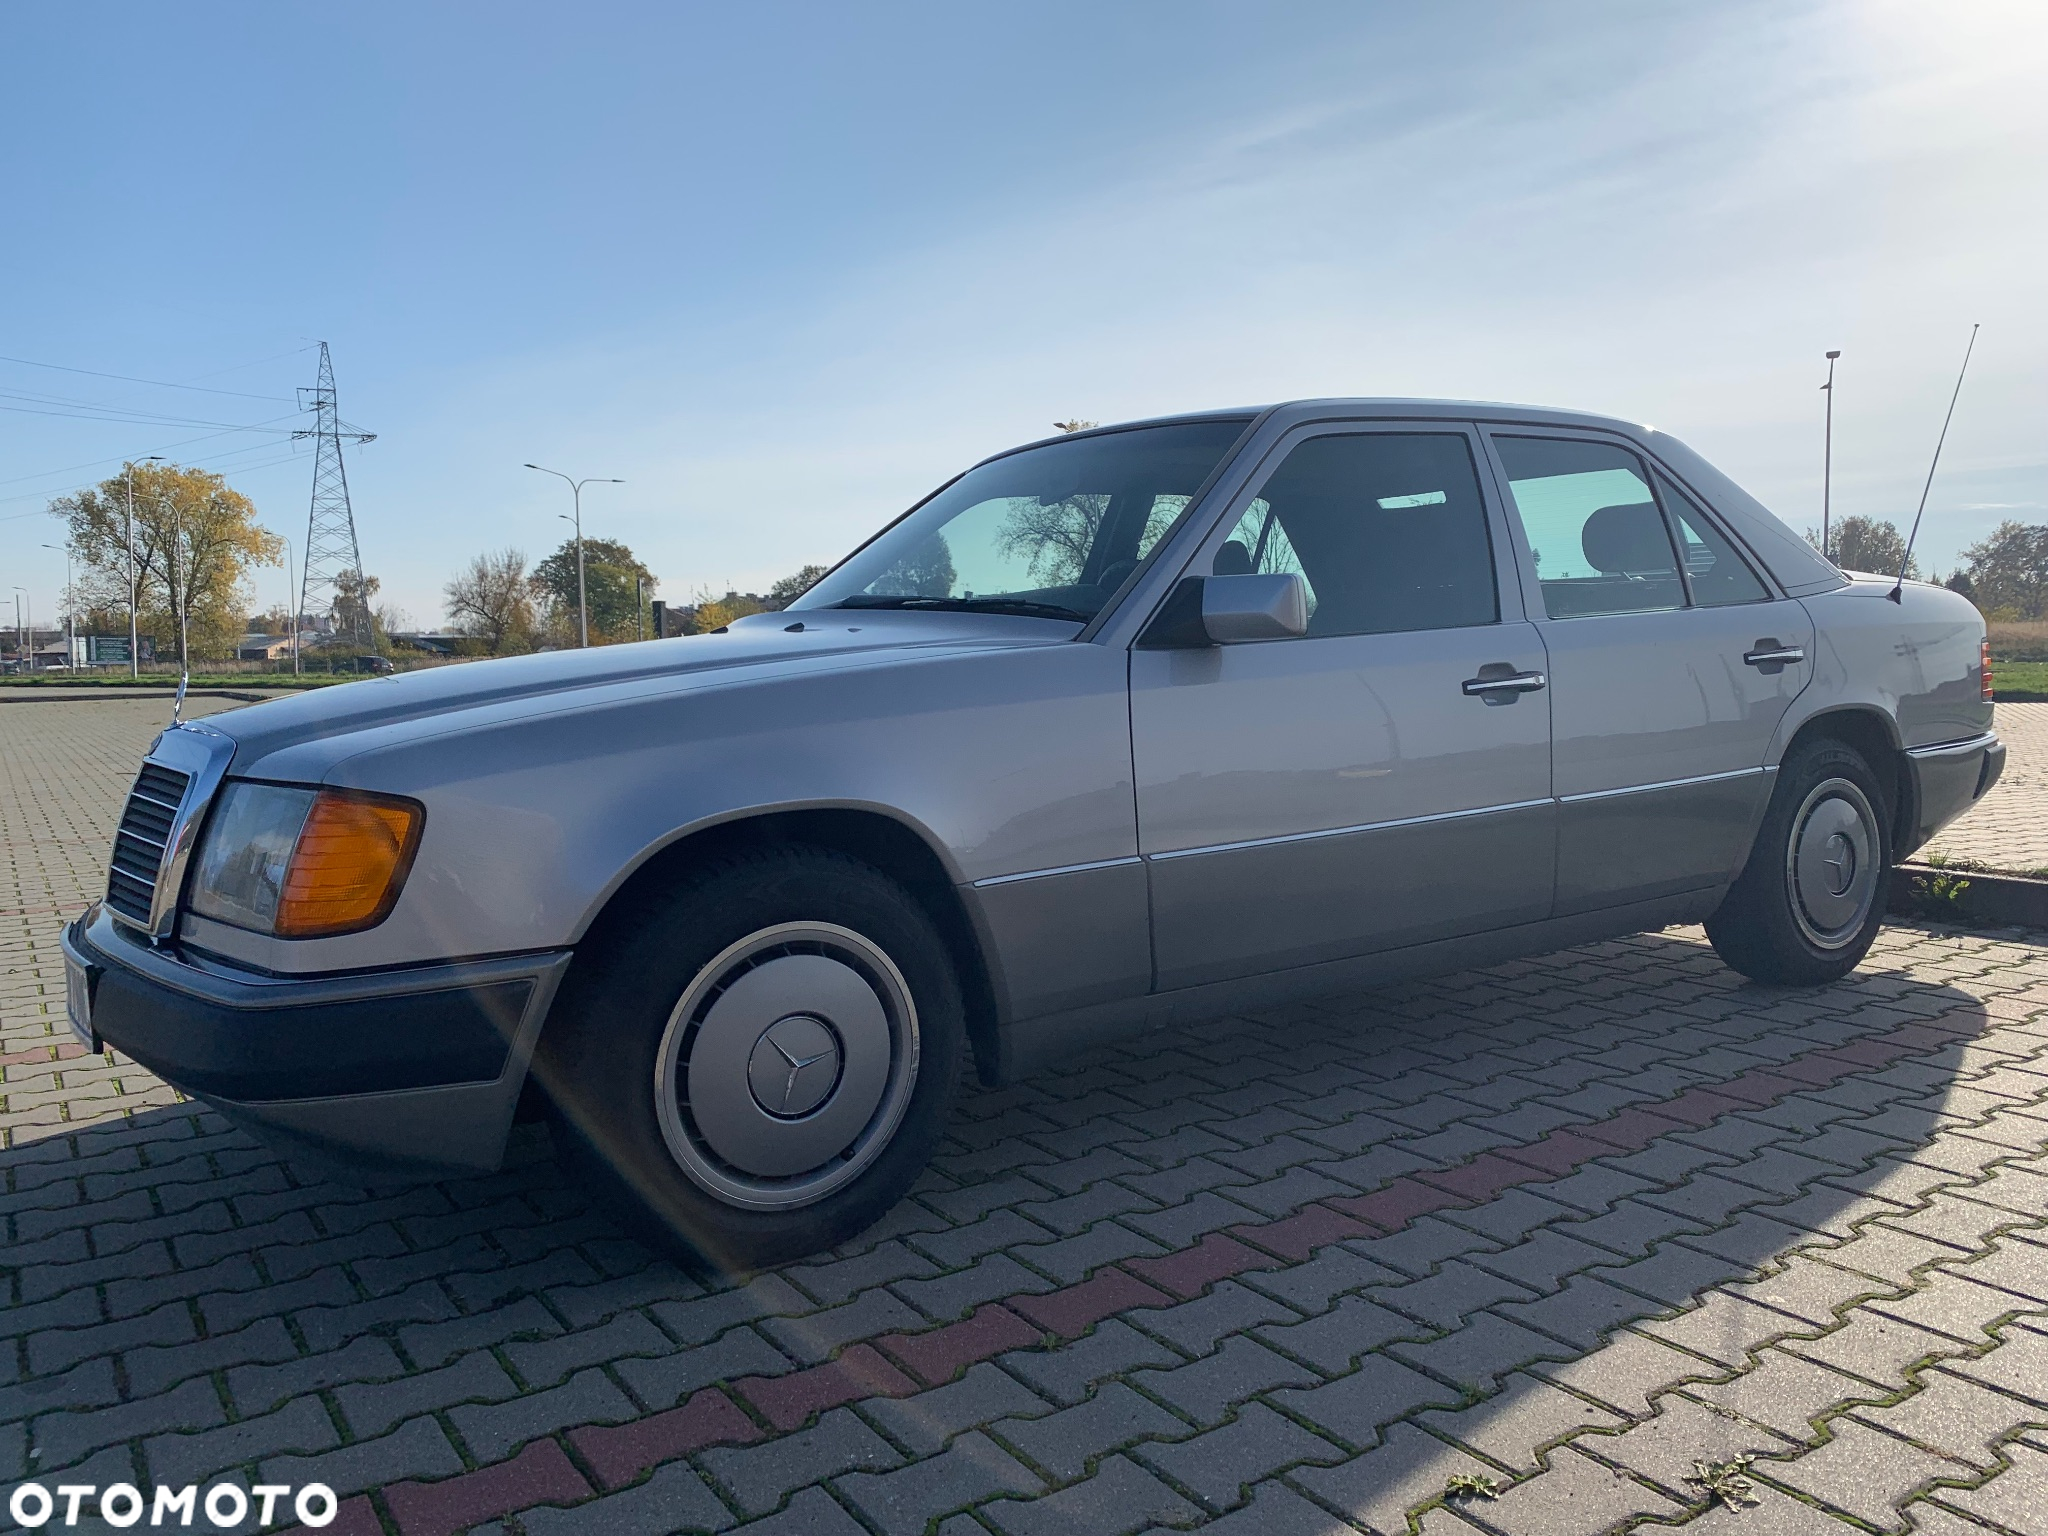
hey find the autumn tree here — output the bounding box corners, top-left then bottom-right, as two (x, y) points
(1960, 521), (2048, 619)
(444, 549), (539, 653)
(50, 461), (283, 667)
(531, 537), (657, 644)
(689, 589), (766, 632)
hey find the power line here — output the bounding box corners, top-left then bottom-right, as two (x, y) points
(0, 401), (300, 433)
(0, 435), (314, 514)
(0, 351), (299, 402)
(0, 413), (307, 495)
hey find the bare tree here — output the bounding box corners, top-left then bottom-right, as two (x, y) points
(444, 549), (538, 654)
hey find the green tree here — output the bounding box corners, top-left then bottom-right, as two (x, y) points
(766, 565), (829, 609)
(1961, 521), (2048, 619)
(50, 461), (283, 667)
(531, 537), (657, 644)
(1828, 516), (1916, 579)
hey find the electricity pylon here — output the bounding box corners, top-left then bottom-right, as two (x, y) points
(294, 342), (377, 645)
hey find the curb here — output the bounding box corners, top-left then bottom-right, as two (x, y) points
(0, 688), (293, 704)
(1889, 863), (2048, 929)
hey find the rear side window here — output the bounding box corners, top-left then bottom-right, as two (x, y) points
(1215, 433), (1498, 638)
(1657, 473), (1770, 607)
(1493, 436), (1684, 619)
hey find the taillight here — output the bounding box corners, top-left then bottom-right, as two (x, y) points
(1981, 637), (1994, 701)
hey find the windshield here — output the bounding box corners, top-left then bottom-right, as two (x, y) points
(796, 418), (1255, 623)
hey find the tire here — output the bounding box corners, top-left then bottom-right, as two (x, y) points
(534, 846), (964, 1273)
(1705, 738), (1891, 986)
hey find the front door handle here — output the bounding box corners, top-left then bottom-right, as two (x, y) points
(1744, 643), (1806, 669)
(1462, 669), (1547, 696)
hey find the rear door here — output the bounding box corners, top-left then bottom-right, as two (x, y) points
(1131, 424), (1555, 990)
(1483, 431), (1812, 915)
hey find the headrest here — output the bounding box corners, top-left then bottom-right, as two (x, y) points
(1581, 503), (1671, 574)
(1214, 539), (1254, 576)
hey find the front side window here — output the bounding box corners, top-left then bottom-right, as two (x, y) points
(797, 419), (1252, 623)
(1493, 436), (1684, 619)
(1213, 432), (1498, 638)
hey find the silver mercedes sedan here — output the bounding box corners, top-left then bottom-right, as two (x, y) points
(66, 399), (2003, 1268)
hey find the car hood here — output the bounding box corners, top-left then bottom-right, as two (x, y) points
(201, 609), (1079, 769)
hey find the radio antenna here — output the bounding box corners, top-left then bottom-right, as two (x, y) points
(1890, 323), (1979, 603)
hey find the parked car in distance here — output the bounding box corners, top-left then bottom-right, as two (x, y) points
(66, 399), (2003, 1269)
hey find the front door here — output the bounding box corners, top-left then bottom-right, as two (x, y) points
(1132, 426), (1555, 992)
(1485, 432), (1813, 915)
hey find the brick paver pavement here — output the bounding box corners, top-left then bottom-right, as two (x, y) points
(4, 698), (2048, 1536)
(1923, 702), (2048, 877)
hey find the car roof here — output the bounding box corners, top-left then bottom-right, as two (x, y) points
(996, 398), (1650, 459)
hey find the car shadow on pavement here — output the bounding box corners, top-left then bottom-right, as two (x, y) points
(5, 922), (2045, 1535)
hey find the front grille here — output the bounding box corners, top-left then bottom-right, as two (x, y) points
(106, 763), (192, 925)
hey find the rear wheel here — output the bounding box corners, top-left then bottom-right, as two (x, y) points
(1706, 738), (1890, 986)
(537, 846), (964, 1272)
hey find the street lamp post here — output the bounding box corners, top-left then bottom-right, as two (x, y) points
(1821, 349), (1841, 561)
(281, 533), (301, 677)
(41, 543), (73, 665)
(124, 456), (164, 676)
(11, 589), (27, 673)
(523, 464), (622, 647)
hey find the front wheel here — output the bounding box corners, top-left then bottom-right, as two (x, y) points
(535, 847), (964, 1273)
(1706, 739), (1891, 986)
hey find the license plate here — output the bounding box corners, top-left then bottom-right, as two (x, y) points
(65, 954), (97, 1052)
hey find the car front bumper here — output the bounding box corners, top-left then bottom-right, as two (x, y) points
(1900, 730), (2005, 858)
(64, 906), (570, 1176)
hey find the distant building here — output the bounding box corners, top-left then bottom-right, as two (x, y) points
(235, 635), (299, 662)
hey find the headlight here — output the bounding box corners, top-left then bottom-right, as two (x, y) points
(189, 783), (424, 938)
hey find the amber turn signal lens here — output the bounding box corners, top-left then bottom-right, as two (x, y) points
(1982, 638), (1994, 701)
(274, 791), (424, 938)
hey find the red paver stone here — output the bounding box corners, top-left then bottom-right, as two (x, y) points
(1650, 1087), (1752, 1128)
(385, 1438), (590, 1536)
(879, 1303), (1043, 1386)
(1419, 1152), (1545, 1202)
(1576, 1107), (1689, 1152)
(1500, 1129), (1611, 1177)
(0, 1041), (90, 1066)
(1705, 1070), (1794, 1106)
(1231, 1204), (1377, 1262)
(1011, 1268), (1175, 1339)
(736, 1343), (918, 1431)
(289, 1495), (382, 1536)
(1772, 1055), (1857, 1086)
(1330, 1176), (1470, 1232)
(569, 1387), (761, 1488)
(1124, 1232), (1281, 1299)
(1825, 1038), (1914, 1069)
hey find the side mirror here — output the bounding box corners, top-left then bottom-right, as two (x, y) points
(1137, 573), (1310, 648)
(1202, 572), (1309, 642)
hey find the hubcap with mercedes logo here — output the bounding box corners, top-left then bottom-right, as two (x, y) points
(1787, 777), (1881, 950)
(747, 1015), (842, 1118)
(652, 922), (921, 1211)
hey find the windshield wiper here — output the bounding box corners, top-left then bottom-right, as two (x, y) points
(833, 596), (1091, 622)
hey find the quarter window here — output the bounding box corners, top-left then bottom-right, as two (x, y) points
(1213, 433), (1498, 638)
(1657, 473), (1769, 607)
(1493, 436), (1684, 620)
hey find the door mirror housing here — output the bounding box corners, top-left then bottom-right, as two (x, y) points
(1138, 573), (1311, 647)
(1202, 572), (1309, 642)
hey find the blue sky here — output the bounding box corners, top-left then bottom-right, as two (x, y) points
(2, 1), (2042, 629)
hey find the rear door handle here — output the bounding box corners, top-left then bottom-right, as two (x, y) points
(1462, 669), (1547, 696)
(1744, 644), (1806, 668)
